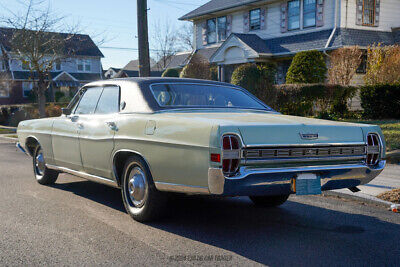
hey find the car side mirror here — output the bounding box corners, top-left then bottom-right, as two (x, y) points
(61, 108), (71, 116)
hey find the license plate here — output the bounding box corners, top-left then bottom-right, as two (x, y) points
(294, 173), (321, 195)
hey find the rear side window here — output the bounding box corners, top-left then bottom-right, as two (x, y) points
(95, 86), (120, 114)
(74, 87), (103, 115)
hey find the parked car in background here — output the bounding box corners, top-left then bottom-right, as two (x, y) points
(17, 78), (386, 222)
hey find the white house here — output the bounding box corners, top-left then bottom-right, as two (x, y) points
(180, 0), (400, 83)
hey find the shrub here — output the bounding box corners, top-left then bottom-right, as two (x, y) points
(210, 66), (218, 81)
(263, 84), (357, 118)
(180, 54), (211, 80)
(328, 46), (363, 85)
(364, 44), (400, 85)
(231, 64), (261, 95)
(286, 50), (327, 84)
(162, 68), (180, 77)
(360, 84), (400, 119)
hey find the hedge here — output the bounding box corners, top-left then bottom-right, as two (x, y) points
(360, 84), (400, 119)
(258, 84), (357, 118)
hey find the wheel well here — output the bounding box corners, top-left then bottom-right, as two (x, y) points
(25, 137), (40, 156)
(113, 151), (150, 187)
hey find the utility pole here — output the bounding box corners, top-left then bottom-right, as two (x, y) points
(137, 0), (150, 77)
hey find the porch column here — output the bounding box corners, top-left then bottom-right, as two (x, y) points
(218, 65), (225, 82)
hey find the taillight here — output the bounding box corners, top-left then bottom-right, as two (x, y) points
(366, 133), (380, 166)
(222, 134), (241, 176)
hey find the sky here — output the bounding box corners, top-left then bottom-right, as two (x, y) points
(0, 0), (210, 69)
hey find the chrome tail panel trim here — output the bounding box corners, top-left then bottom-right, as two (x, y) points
(46, 164), (119, 188)
(154, 182), (210, 194)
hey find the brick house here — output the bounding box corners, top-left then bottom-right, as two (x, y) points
(0, 27), (103, 105)
(179, 0), (400, 84)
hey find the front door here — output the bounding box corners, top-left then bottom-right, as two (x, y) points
(78, 86), (120, 179)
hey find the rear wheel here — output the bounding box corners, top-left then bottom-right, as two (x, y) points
(249, 195), (290, 208)
(33, 145), (59, 185)
(121, 156), (167, 222)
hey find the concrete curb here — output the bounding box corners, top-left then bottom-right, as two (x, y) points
(323, 190), (395, 208)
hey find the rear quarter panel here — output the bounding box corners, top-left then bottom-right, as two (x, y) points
(114, 113), (217, 187)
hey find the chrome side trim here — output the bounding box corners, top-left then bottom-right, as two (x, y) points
(16, 142), (29, 156)
(46, 164), (119, 188)
(154, 182), (210, 194)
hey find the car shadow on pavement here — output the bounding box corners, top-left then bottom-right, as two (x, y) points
(49, 180), (400, 266)
(50, 180), (125, 213)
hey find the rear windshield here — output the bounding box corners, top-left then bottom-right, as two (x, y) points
(150, 83), (270, 110)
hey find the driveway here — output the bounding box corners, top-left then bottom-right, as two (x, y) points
(0, 141), (399, 266)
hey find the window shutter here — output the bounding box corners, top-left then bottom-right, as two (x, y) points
(316, 0), (324, 27)
(374, 0), (380, 27)
(227, 15), (233, 37)
(356, 0), (363, 25)
(280, 3), (288, 33)
(243, 12), (249, 32)
(201, 21), (207, 45)
(260, 7), (267, 30)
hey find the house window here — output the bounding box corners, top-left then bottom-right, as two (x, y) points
(303, 0), (316, 28)
(55, 60), (61, 71)
(362, 0), (376, 26)
(206, 18), (217, 44)
(22, 82), (33, 98)
(288, 0), (300, 30)
(217, 16), (227, 41)
(0, 81), (9, 98)
(77, 59), (91, 72)
(0, 60), (5, 71)
(249, 9), (261, 31)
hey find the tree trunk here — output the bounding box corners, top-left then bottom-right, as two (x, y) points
(38, 89), (46, 118)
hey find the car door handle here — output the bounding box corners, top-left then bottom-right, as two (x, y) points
(106, 121), (118, 131)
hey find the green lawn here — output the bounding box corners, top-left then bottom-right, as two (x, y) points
(344, 120), (400, 152)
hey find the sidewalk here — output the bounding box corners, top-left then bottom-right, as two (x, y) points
(331, 163), (400, 205)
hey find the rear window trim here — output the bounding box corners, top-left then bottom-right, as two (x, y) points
(149, 82), (272, 111)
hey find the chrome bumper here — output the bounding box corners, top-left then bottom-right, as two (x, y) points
(208, 161), (386, 196)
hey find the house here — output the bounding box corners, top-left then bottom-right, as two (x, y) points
(113, 59), (163, 78)
(0, 27), (103, 105)
(103, 67), (121, 79)
(180, 0), (400, 84)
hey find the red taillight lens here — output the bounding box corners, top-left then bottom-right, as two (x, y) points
(222, 135), (241, 176)
(366, 133), (380, 166)
(210, 153), (221, 163)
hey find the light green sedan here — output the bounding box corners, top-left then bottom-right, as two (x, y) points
(17, 78), (386, 222)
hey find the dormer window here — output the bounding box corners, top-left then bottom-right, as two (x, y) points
(206, 19), (217, 44)
(249, 9), (261, 30)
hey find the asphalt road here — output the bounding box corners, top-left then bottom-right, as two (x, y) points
(0, 139), (399, 266)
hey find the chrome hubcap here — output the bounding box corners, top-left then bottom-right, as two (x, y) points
(127, 167), (147, 207)
(35, 150), (45, 176)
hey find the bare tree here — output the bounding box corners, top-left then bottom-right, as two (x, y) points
(0, 0), (80, 117)
(151, 20), (179, 71)
(328, 46), (363, 85)
(177, 23), (194, 51)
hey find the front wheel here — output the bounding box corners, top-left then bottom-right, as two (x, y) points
(33, 145), (59, 185)
(249, 194), (290, 208)
(121, 156), (168, 222)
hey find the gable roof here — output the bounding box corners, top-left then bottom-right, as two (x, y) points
(179, 0), (264, 20)
(123, 59), (157, 71)
(0, 27), (103, 57)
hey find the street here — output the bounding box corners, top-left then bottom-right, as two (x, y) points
(0, 139), (399, 266)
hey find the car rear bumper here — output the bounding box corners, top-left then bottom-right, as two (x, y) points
(208, 160), (386, 196)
